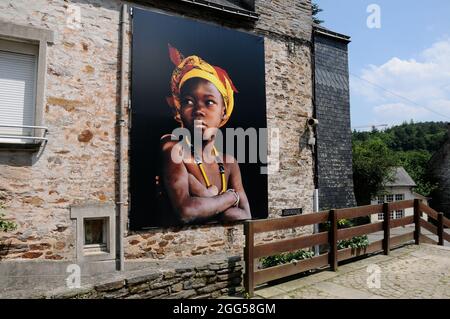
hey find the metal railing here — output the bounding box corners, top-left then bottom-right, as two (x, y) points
(0, 124), (48, 142)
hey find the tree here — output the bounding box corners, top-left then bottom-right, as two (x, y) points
(312, 3), (324, 25)
(353, 121), (448, 153)
(352, 121), (447, 198)
(394, 150), (437, 196)
(352, 138), (397, 205)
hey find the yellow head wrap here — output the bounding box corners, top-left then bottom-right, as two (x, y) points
(167, 44), (238, 127)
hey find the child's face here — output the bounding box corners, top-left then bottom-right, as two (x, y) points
(179, 78), (226, 138)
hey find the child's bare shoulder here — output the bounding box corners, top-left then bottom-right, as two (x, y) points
(160, 134), (180, 153)
(160, 135), (186, 166)
(222, 153), (237, 164)
(222, 153), (240, 173)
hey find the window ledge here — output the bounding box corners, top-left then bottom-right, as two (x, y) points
(0, 125), (48, 152)
(0, 141), (46, 152)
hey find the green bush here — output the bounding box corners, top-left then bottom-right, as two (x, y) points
(0, 202), (17, 232)
(0, 215), (16, 232)
(260, 249), (315, 269)
(321, 218), (369, 250)
(259, 217), (371, 269)
(337, 235), (369, 249)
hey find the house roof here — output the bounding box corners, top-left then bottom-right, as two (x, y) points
(385, 167), (416, 187)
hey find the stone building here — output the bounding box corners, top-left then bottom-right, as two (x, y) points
(369, 167), (429, 223)
(0, 0), (356, 296)
(428, 123), (450, 218)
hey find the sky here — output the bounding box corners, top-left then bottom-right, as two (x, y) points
(315, 0), (450, 130)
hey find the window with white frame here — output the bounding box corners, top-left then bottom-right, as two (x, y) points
(394, 194), (404, 219)
(377, 195), (385, 220)
(395, 210), (404, 219)
(377, 196), (384, 204)
(0, 40), (38, 143)
(0, 22), (54, 148)
(379, 212), (395, 221)
(378, 193), (406, 220)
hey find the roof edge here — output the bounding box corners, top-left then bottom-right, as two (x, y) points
(178, 0), (259, 20)
(313, 25), (351, 43)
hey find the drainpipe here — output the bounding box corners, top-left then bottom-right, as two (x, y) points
(117, 3), (127, 271)
(311, 28), (320, 256)
(313, 189), (319, 256)
(311, 27), (319, 192)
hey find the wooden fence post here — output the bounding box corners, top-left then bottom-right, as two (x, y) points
(244, 221), (254, 297)
(383, 203), (390, 255)
(437, 212), (444, 246)
(329, 210), (338, 271)
(414, 199), (421, 245)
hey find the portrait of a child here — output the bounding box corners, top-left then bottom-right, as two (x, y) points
(159, 45), (251, 225)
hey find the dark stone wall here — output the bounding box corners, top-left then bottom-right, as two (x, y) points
(314, 31), (356, 210)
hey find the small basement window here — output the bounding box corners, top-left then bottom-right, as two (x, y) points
(84, 218), (109, 255)
(70, 203), (116, 262)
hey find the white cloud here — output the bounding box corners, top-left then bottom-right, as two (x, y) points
(422, 40), (450, 67)
(352, 38), (450, 126)
(373, 103), (430, 123)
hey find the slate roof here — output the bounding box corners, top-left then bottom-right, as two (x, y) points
(385, 167), (416, 187)
(314, 25), (351, 43)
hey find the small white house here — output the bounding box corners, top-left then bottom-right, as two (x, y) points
(370, 167), (428, 223)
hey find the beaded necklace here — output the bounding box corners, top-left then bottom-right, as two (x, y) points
(185, 137), (227, 194)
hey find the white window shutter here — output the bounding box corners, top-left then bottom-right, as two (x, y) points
(0, 50), (37, 143)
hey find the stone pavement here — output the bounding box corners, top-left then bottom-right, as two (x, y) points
(246, 244), (450, 299)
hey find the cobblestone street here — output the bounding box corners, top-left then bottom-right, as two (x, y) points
(250, 244), (450, 299)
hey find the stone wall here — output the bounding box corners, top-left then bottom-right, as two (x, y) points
(0, 0), (315, 261)
(314, 28), (356, 210)
(0, 253), (243, 299)
(58, 258), (242, 299)
(48, 256), (243, 299)
(0, 0), (125, 261)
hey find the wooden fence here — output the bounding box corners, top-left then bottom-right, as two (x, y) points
(244, 199), (450, 296)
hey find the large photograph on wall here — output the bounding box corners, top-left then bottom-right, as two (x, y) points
(130, 8), (267, 229)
